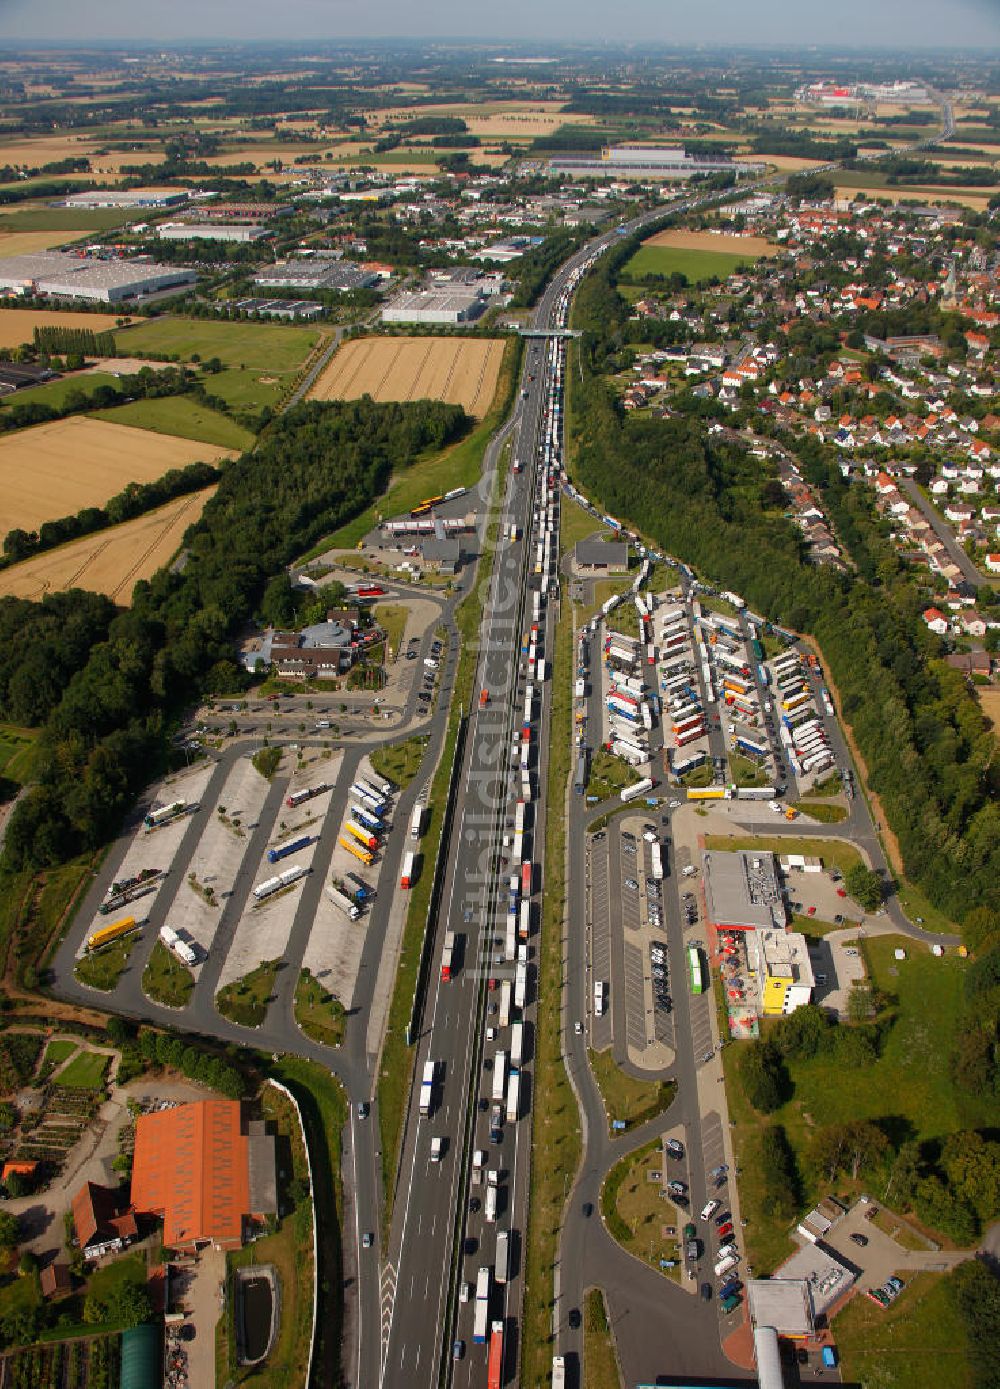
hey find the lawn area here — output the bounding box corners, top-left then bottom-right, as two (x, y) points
(42, 1039), (77, 1068)
(215, 959), (280, 1028)
(622, 244), (759, 284)
(0, 207), (143, 232)
(301, 335), (520, 553)
(294, 968), (346, 1048)
(704, 832), (863, 878)
(114, 316), (323, 416)
(586, 747), (643, 803)
(1, 371), (124, 412)
(833, 1270), (971, 1389)
(790, 912), (843, 940)
(804, 770), (842, 797)
(73, 932), (138, 992)
(561, 496), (608, 557)
(730, 753), (770, 788)
(373, 603), (408, 661)
(588, 1049), (676, 1133)
(54, 1049), (108, 1090)
(369, 734), (428, 791)
(92, 396), (255, 451)
(724, 934), (993, 1273)
(794, 801), (848, 823)
(584, 1288), (622, 1389)
(600, 1139), (681, 1280)
(141, 938), (195, 1009)
(0, 722), (40, 784)
(607, 603), (639, 639)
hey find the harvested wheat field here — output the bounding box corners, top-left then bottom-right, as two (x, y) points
(0, 417), (237, 534)
(646, 229), (780, 256)
(0, 485), (217, 605)
(0, 230), (91, 258)
(0, 309), (128, 350)
(309, 336), (505, 419)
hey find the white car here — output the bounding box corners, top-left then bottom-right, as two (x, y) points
(700, 1200), (720, 1221)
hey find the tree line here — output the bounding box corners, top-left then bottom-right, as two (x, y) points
(2, 460), (220, 567)
(0, 397), (468, 874)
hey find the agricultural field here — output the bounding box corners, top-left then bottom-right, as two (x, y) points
(310, 335), (504, 419)
(1, 370), (125, 412)
(114, 315), (324, 413)
(0, 308), (127, 350)
(92, 397), (255, 451)
(0, 417), (236, 535)
(645, 228), (780, 257)
(622, 243), (763, 284)
(0, 484), (217, 604)
(0, 204), (147, 232)
(0, 228), (90, 257)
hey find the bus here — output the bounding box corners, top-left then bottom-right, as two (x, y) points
(410, 494), (445, 518)
(688, 944), (704, 996)
(552, 1355), (566, 1389)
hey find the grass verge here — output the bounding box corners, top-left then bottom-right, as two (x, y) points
(794, 801), (848, 824)
(73, 932), (138, 992)
(585, 747), (642, 803)
(588, 1050), (676, 1134)
(704, 832), (863, 877)
(369, 734), (429, 791)
(141, 939), (195, 1009)
(215, 959), (280, 1028)
(584, 1287), (622, 1389)
(373, 603), (409, 661)
(53, 1049), (108, 1089)
(599, 1138), (681, 1280)
(294, 968), (346, 1048)
(522, 576), (582, 1388)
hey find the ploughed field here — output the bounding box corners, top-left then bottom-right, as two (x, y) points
(308, 335), (504, 419)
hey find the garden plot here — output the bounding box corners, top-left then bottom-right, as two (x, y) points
(166, 755), (272, 960)
(78, 760), (215, 954)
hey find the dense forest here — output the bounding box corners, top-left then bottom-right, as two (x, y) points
(1, 397), (467, 873)
(568, 235), (1000, 933)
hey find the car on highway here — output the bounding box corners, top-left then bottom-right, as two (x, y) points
(459, 1282), (472, 1303)
(568, 1309), (581, 1330)
(362, 1232), (373, 1248)
(582, 1202), (593, 1218)
(574, 1021), (582, 1035)
(452, 1340), (465, 1360)
(357, 1102), (369, 1119)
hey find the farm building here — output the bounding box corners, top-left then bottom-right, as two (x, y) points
(130, 1099), (276, 1252)
(381, 289), (487, 325)
(0, 252), (197, 303)
(574, 539), (629, 573)
(72, 1180), (138, 1260)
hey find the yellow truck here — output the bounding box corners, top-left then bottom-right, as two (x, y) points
(338, 835), (374, 867)
(86, 916), (138, 952)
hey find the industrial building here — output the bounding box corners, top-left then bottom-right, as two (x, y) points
(254, 257), (378, 292)
(702, 848), (786, 932)
(130, 1099), (276, 1251)
(753, 927), (814, 1015)
(381, 289), (487, 325)
(550, 144), (756, 181)
(221, 297), (325, 320)
(574, 539), (629, 573)
(157, 222), (272, 243)
(60, 188), (190, 210)
(0, 251), (197, 303)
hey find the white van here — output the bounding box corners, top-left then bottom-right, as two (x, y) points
(424, 658), (439, 670)
(714, 1253), (739, 1279)
(430, 1136), (443, 1162)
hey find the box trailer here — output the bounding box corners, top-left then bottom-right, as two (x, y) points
(419, 1060), (436, 1117)
(505, 1069), (521, 1124)
(492, 1051), (507, 1104)
(267, 834), (311, 864)
(440, 931), (456, 981)
(409, 803), (424, 840)
(473, 1268), (491, 1344)
(326, 884), (360, 920)
(400, 852), (416, 889)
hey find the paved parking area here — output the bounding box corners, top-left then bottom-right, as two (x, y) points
(588, 833), (613, 1050)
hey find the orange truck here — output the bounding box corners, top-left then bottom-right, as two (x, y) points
(480, 688), (490, 707)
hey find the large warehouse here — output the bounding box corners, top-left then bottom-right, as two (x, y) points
(550, 144), (755, 180)
(381, 288), (486, 325)
(254, 257), (378, 292)
(158, 222), (271, 243)
(0, 251), (197, 303)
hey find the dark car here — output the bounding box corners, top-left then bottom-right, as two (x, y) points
(582, 1202), (593, 1218)
(568, 1308), (581, 1330)
(796, 1347), (808, 1365)
(714, 1210), (732, 1228)
(700, 1282), (712, 1301)
(850, 1232), (868, 1247)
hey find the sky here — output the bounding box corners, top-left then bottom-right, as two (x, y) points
(0, 0), (998, 48)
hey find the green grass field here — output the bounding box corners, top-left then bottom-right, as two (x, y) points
(622, 244), (759, 284)
(114, 316), (323, 415)
(1, 371), (123, 411)
(73, 932), (138, 992)
(42, 1039), (77, 1068)
(0, 207), (143, 232)
(141, 939), (195, 1009)
(54, 1049), (109, 1089)
(704, 832), (863, 878)
(293, 968), (346, 1048)
(588, 1049), (676, 1133)
(0, 723), (40, 784)
(216, 958), (280, 1028)
(92, 396), (255, 451)
(834, 1270), (971, 1389)
(369, 734), (428, 790)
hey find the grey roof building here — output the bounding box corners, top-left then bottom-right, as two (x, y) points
(420, 537), (462, 573)
(702, 848), (786, 931)
(574, 539), (629, 572)
(0, 252), (197, 303)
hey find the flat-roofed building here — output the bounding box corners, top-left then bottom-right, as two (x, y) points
(158, 222), (272, 243)
(754, 927), (814, 1015)
(381, 289), (486, 324)
(255, 258), (377, 292)
(702, 848), (786, 932)
(0, 251), (197, 303)
(574, 539), (629, 573)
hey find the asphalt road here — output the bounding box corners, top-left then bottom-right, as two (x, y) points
(901, 477), (987, 590)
